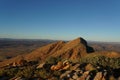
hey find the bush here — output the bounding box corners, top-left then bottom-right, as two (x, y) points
(6, 68), (18, 77)
(0, 68), (18, 77)
(46, 56), (61, 65)
(16, 66), (35, 78)
(0, 68), (6, 76)
(34, 68), (50, 79)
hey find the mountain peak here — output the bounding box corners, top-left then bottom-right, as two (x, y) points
(66, 37), (87, 46)
(74, 37), (87, 45)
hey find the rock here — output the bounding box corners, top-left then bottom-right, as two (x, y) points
(51, 65), (56, 70)
(103, 70), (107, 76)
(102, 76), (106, 80)
(109, 75), (116, 80)
(94, 72), (103, 80)
(51, 61), (63, 70)
(60, 71), (72, 79)
(77, 71), (90, 80)
(85, 63), (95, 71)
(56, 61), (63, 70)
(86, 75), (91, 80)
(12, 62), (17, 67)
(63, 60), (69, 65)
(37, 62), (45, 69)
(51, 60), (71, 70)
(47, 77), (58, 80)
(69, 78), (74, 80)
(117, 77), (120, 80)
(72, 73), (79, 79)
(62, 60), (71, 70)
(70, 64), (80, 70)
(17, 59), (27, 66)
(13, 77), (26, 80)
(62, 64), (70, 70)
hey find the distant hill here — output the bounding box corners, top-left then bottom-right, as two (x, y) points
(88, 41), (120, 52)
(0, 39), (53, 61)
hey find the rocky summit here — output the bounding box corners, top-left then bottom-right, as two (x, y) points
(0, 37), (119, 80)
(25, 37), (94, 61)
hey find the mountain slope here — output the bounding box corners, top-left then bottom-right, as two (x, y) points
(25, 37), (94, 61)
(0, 37), (94, 67)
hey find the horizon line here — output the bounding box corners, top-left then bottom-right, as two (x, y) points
(0, 37), (120, 43)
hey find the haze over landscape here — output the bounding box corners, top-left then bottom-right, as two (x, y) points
(0, 0), (120, 42)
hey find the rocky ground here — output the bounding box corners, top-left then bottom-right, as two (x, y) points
(0, 58), (120, 80)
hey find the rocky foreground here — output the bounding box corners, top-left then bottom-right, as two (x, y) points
(0, 37), (120, 80)
(0, 59), (120, 80)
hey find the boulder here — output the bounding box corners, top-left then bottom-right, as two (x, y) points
(85, 63), (95, 71)
(94, 72), (103, 80)
(60, 71), (72, 79)
(72, 73), (79, 79)
(13, 77), (26, 80)
(77, 71), (90, 80)
(70, 64), (80, 70)
(37, 62), (45, 69)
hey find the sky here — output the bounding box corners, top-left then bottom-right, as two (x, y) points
(0, 0), (120, 42)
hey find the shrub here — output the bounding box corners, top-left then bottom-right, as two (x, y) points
(5, 68), (18, 77)
(45, 56), (61, 65)
(0, 68), (6, 76)
(34, 68), (50, 79)
(16, 66), (35, 78)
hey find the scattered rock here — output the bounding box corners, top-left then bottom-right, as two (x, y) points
(94, 72), (103, 80)
(72, 72), (79, 79)
(85, 63), (95, 71)
(70, 63), (80, 70)
(51, 60), (70, 70)
(12, 77), (26, 80)
(60, 71), (72, 79)
(37, 62), (46, 69)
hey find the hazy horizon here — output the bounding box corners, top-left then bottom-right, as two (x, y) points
(0, 0), (120, 42)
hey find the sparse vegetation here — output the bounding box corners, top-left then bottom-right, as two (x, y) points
(80, 54), (120, 69)
(0, 68), (18, 78)
(34, 68), (51, 79)
(16, 66), (35, 78)
(46, 56), (61, 65)
(0, 39), (52, 61)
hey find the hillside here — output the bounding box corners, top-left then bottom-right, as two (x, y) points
(0, 39), (53, 61)
(0, 37), (94, 67)
(24, 37), (94, 61)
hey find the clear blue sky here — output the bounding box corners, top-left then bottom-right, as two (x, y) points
(0, 0), (120, 42)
